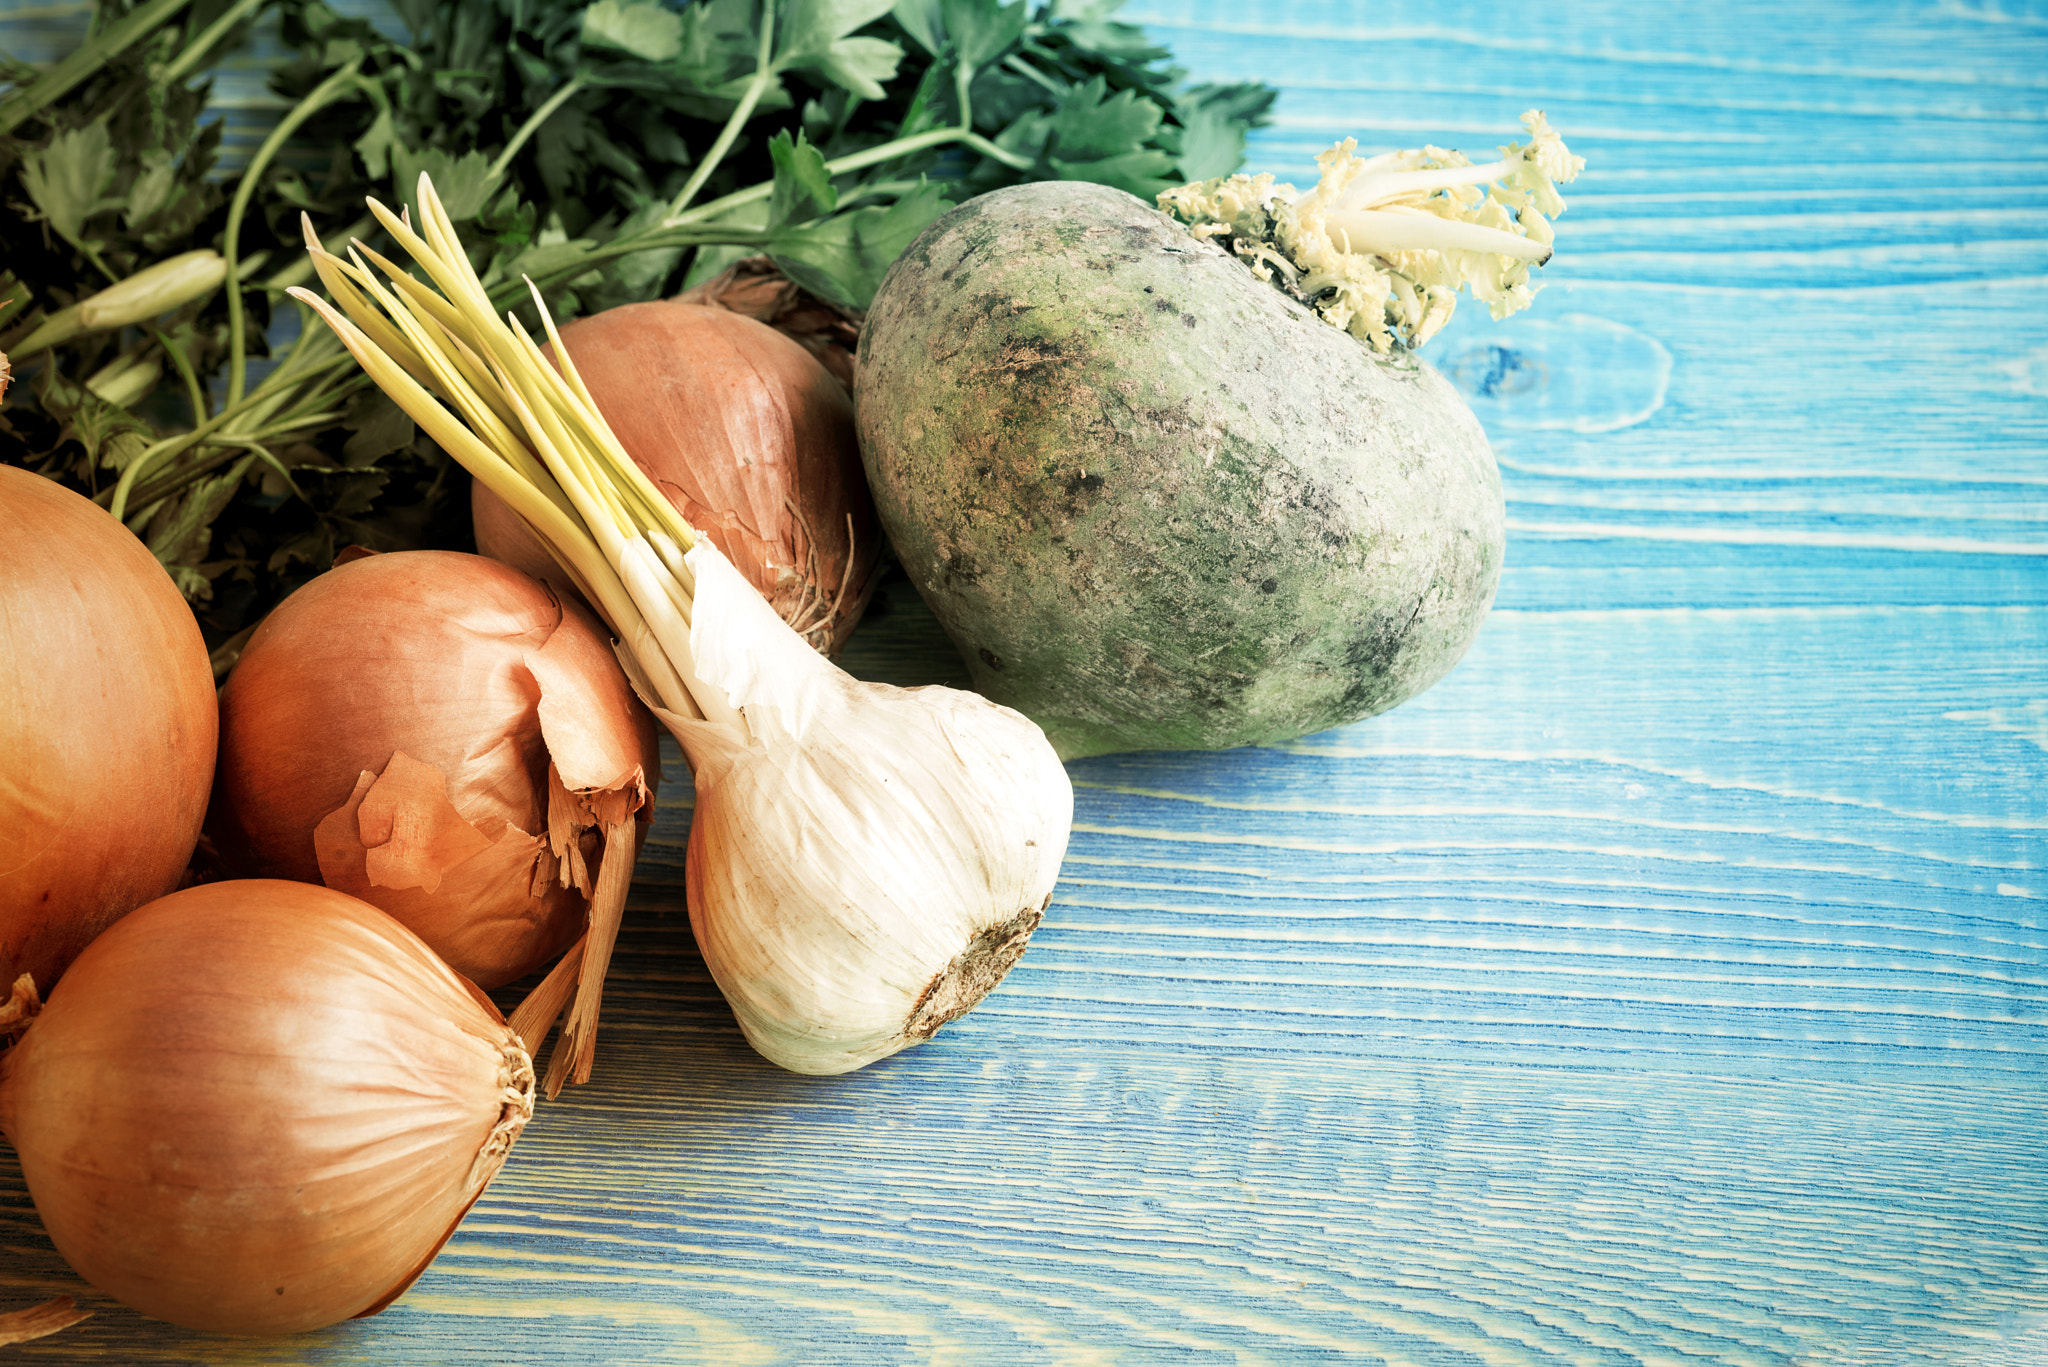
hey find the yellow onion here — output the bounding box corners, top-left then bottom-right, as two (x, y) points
(472, 300), (880, 654)
(0, 466), (216, 996)
(0, 880), (535, 1336)
(208, 549), (656, 1087)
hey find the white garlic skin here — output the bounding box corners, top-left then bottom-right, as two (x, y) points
(663, 543), (1072, 1074)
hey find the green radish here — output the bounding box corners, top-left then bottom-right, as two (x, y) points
(854, 118), (1580, 759)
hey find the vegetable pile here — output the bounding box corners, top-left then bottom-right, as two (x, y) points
(0, 0), (1592, 1346)
(289, 174), (1075, 1076)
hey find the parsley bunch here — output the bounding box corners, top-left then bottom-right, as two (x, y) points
(0, 0), (1272, 664)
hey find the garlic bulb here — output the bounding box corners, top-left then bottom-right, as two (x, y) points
(655, 545), (1072, 1074)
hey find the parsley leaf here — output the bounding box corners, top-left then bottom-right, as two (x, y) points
(768, 128), (840, 225)
(19, 121), (119, 246)
(581, 0), (685, 62)
(769, 178), (952, 308)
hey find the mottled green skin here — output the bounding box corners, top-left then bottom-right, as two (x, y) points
(854, 181), (1506, 759)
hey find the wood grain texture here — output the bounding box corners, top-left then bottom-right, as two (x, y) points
(3, 0), (2046, 1362)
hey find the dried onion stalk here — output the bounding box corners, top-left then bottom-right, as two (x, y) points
(0, 1295), (89, 1347)
(0, 881), (535, 1336)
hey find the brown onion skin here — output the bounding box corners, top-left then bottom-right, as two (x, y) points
(0, 466), (216, 995)
(0, 880), (531, 1336)
(207, 550), (657, 988)
(472, 301), (880, 654)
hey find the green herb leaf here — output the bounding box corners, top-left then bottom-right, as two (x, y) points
(808, 34), (904, 100)
(580, 0), (685, 62)
(768, 178), (951, 308)
(124, 154), (180, 231)
(1049, 147), (1178, 198)
(354, 105), (398, 179)
(1173, 104), (1243, 181)
(391, 147), (502, 222)
(941, 0), (1027, 71)
(143, 470), (243, 601)
(340, 391), (416, 468)
(1049, 0), (1170, 64)
(890, 0), (945, 56)
(19, 121), (118, 244)
(768, 128), (838, 225)
(777, 0), (904, 100)
(1048, 75), (1162, 161)
(779, 0), (899, 61)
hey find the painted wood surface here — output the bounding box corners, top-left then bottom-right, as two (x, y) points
(3, 0), (2046, 1362)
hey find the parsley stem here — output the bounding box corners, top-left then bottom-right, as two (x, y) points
(1001, 55), (1063, 97)
(952, 60), (974, 132)
(105, 343), (356, 521)
(158, 0), (267, 88)
(487, 77), (588, 182)
(0, 0), (194, 137)
(224, 60), (363, 411)
(511, 227), (768, 299)
(665, 1), (778, 220)
(150, 326), (210, 427)
(661, 125), (1030, 232)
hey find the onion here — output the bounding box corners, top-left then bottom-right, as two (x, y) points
(472, 300), (880, 655)
(0, 880), (535, 1336)
(0, 465), (216, 996)
(209, 550), (656, 1006)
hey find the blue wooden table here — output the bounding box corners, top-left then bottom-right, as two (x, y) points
(4, 1), (2046, 1362)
